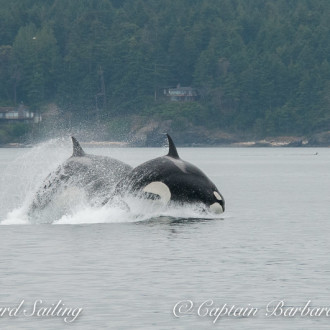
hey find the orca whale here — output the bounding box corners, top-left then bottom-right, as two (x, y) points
(28, 137), (132, 221)
(114, 134), (225, 214)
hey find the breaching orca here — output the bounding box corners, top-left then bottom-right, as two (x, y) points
(114, 134), (225, 214)
(28, 137), (132, 221)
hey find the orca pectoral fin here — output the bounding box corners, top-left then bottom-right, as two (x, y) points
(102, 195), (131, 212)
(141, 192), (161, 201)
(142, 181), (171, 204)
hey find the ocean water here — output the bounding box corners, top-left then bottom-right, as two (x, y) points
(0, 142), (329, 329)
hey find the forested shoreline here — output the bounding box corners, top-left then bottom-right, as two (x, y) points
(0, 0), (330, 143)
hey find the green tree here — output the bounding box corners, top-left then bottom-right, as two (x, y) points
(12, 24), (59, 105)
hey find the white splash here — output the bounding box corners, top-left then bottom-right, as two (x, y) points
(1, 138), (70, 224)
(1, 207), (30, 225)
(54, 205), (130, 225)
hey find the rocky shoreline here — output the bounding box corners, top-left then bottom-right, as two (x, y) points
(2, 118), (330, 148)
(107, 118), (330, 147)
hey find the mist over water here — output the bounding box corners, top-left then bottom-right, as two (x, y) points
(0, 139), (71, 222)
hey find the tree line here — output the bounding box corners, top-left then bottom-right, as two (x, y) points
(0, 0), (330, 137)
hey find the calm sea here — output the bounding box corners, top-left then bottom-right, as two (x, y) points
(0, 144), (329, 329)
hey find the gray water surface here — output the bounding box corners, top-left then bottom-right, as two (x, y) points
(0, 147), (329, 329)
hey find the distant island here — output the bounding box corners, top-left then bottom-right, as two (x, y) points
(0, 0), (330, 145)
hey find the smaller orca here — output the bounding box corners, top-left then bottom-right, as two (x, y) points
(29, 137), (132, 221)
(114, 134), (225, 214)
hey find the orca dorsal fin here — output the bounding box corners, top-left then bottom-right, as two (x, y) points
(71, 136), (85, 157)
(166, 134), (179, 159)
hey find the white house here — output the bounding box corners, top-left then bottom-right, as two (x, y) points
(0, 104), (42, 123)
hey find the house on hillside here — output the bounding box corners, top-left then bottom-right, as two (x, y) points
(163, 85), (199, 102)
(0, 104), (42, 123)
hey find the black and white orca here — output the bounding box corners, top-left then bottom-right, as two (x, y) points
(114, 134), (225, 214)
(29, 137), (132, 221)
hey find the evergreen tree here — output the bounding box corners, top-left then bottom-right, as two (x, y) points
(0, 0), (329, 136)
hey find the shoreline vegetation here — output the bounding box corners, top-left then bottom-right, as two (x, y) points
(1, 1), (330, 146)
(2, 111), (330, 148)
(2, 109), (330, 148)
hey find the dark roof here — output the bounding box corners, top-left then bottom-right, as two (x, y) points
(169, 86), (195, 91)
(0, 105), (30, 113)
(0, 107), (15, 113)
